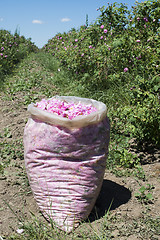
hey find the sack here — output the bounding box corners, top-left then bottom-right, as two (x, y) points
(24, 96), (110, 232)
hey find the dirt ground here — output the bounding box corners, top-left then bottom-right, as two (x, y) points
(0, 92), (160, 239)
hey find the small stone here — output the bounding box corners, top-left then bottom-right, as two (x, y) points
(16, 228), (24, 234)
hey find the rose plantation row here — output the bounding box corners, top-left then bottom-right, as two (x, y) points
(43, 0), (160, 149)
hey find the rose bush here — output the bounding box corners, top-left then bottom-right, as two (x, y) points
(42, 0), (160, 148)
(0, 29), (38, 81)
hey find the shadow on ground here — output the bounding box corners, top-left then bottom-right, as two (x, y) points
(88, 179), (131, 222)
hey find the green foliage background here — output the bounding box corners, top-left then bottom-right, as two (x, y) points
(0, 29), (38, 82)
(43, 0), (160, 149)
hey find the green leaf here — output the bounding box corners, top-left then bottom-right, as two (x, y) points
(135, 192), (141, 197)
(146, 193), (153, 200)
(139, 186), (146, 193)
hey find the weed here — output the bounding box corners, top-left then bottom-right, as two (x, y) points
(135, 184), (154, 204)
(0, 127), (24, 175)
(134, 165), (146, 181)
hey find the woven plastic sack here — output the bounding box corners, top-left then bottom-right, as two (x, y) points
(24, 96), (110, 232)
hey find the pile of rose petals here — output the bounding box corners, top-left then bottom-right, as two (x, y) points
(35, 98), (97, 120)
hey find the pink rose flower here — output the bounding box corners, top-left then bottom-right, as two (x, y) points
(124, 67), (129, 72)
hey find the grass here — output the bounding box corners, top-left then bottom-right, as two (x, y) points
(0, 52), (159, 240)
(6, 200), (113, 240)
(6, 202), (160, 240)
